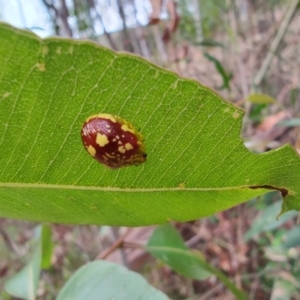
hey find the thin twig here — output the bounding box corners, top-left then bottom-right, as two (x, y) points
(96, 227), (131, 260)
(122, 241), (144, 249)
(58, 0), (73, 37)
(199, 283), (224, 300)
(253, 0), (299, 87)
(92, 0), (118, 50)
(0, 227), (22, 256)
(111, 227), (129, 267)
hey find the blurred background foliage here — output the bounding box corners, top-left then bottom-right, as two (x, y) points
(0, 0), (300, 299)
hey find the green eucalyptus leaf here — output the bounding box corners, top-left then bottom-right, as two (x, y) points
(244, 201), (297, 242)
(195, 39), (225, 48)
(41, 224), (53, 269)
(57, 261), (169, 300)
(280, 225), (300, 249)
(204, 52), (232, 90)
(0, 23), (300, 226)
(147, 225), (246, 300)
(147, 247), (247, 300)
(247, 93), (276, 104)
(147, 224), (215, 280)
(4, 228), (42, 300)
(279, 118), (300, 127)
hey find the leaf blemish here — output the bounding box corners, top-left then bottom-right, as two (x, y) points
(56, 47), (61, 54)
(2, 92), (11, 98)
(249, 185), (288, 197)
(36, 63), (46, 72)
(178, 183), (185, 189)
(42, 46), (49, 56)
(232, 111), (240, 119)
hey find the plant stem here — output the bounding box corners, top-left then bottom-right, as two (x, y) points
(253, 0), (299, 88)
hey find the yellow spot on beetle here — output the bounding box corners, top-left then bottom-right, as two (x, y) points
(125, 143), (133, 151)
(105, 153), (115, 159)
(121, 124), (135, 134)
(98, 113), (116, 123)
(87, 145), (96, 157)
(118, 145), (126, 153)
(96, 133), (109, 147)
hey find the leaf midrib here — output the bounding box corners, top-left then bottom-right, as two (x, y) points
(0, 182), (259, 192)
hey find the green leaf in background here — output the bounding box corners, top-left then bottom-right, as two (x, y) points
(273, 225), (300, 250)
(195, 39), (225, 48)
(279, 118), (300, 127)
(290, 87), (300, 105)
(0, 22), (300, 226)
(57, 261), (169, 300)
(270, 279), (296, 300)
(244, 201), (297, 242)
(41, 224), (53, 269)
(247, 93), (276, 104)
(147, 224), (246, 300)
(204, 52), (232, 90)
(4, 228), (42, 300)
(148, 223), (187, 249)
(147, 224), (211, 279)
